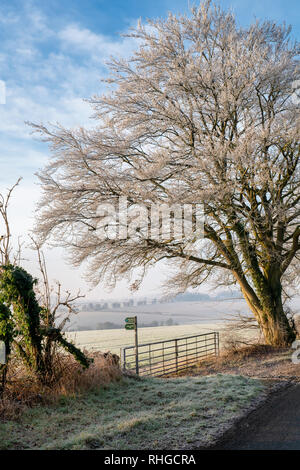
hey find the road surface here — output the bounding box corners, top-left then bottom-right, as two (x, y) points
(213, 383), (300, 450)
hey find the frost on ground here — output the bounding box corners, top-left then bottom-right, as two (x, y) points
(188, 346), (300, 382)
(0, 374), (265, 450)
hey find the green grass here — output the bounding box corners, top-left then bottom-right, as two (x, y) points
(0, 374), (265, 450)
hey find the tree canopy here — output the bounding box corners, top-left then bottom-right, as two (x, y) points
(32, 1), (299, 346)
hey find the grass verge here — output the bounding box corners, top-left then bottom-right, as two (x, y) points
(0, 351), (122, 421)
(0, 373), (265, 450)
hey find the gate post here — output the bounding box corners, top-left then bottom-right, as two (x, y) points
(215, 332), (220, 356)
(122, 347), (126, 371)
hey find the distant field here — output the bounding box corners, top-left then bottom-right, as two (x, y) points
(66, 321), (259, 358)
(69, 299), (253, 330)
(67, 323), (221, 355)
(66, 297), (300, 357)
(68, 297), (300, 331)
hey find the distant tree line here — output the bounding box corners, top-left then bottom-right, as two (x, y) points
(68, 318), (178, 332)
(80, 291), (241, 311)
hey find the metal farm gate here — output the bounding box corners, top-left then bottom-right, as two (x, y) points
(122, 331), (219, 377)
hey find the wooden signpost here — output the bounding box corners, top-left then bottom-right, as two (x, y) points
(125, 316), (139, 375)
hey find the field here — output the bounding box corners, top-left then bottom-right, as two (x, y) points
(1, 298), (297, 450)
(66, 320), (260, 360)
(0, 374), (265, 450)
(67, 322), (221, 355)
(69, 299), (254, 330)
(67, 297), (300, 358)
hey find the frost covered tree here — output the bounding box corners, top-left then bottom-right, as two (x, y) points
(32, 1), (299, 346)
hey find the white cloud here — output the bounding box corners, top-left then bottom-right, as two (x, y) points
(0, 7), (142, 193)
(58, 23), (139, 61)
(0, 5), (161, 299)
(0, 10), (19, 25)
(0, 86), (93, 136)
(59, 25), (111, 52)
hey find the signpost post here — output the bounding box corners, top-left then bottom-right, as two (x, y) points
(0, 341), (6, 365)
(125, 316), (139, 375)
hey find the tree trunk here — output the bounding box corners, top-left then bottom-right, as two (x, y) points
(239, 273), (296, 347)
(248, 287), (295, 347)
(258, 304), (296, 347)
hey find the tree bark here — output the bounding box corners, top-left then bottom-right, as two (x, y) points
(236, 265), (296, 347)
(257, 304), (295, 347)
(246, 280), (296, 347)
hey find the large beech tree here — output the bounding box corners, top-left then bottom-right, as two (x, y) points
(32, 1), (299, 346)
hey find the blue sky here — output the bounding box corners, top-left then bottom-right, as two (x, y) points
(0, 0), (299, 299)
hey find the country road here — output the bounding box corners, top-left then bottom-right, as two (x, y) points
(213, 383), (300, 450)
